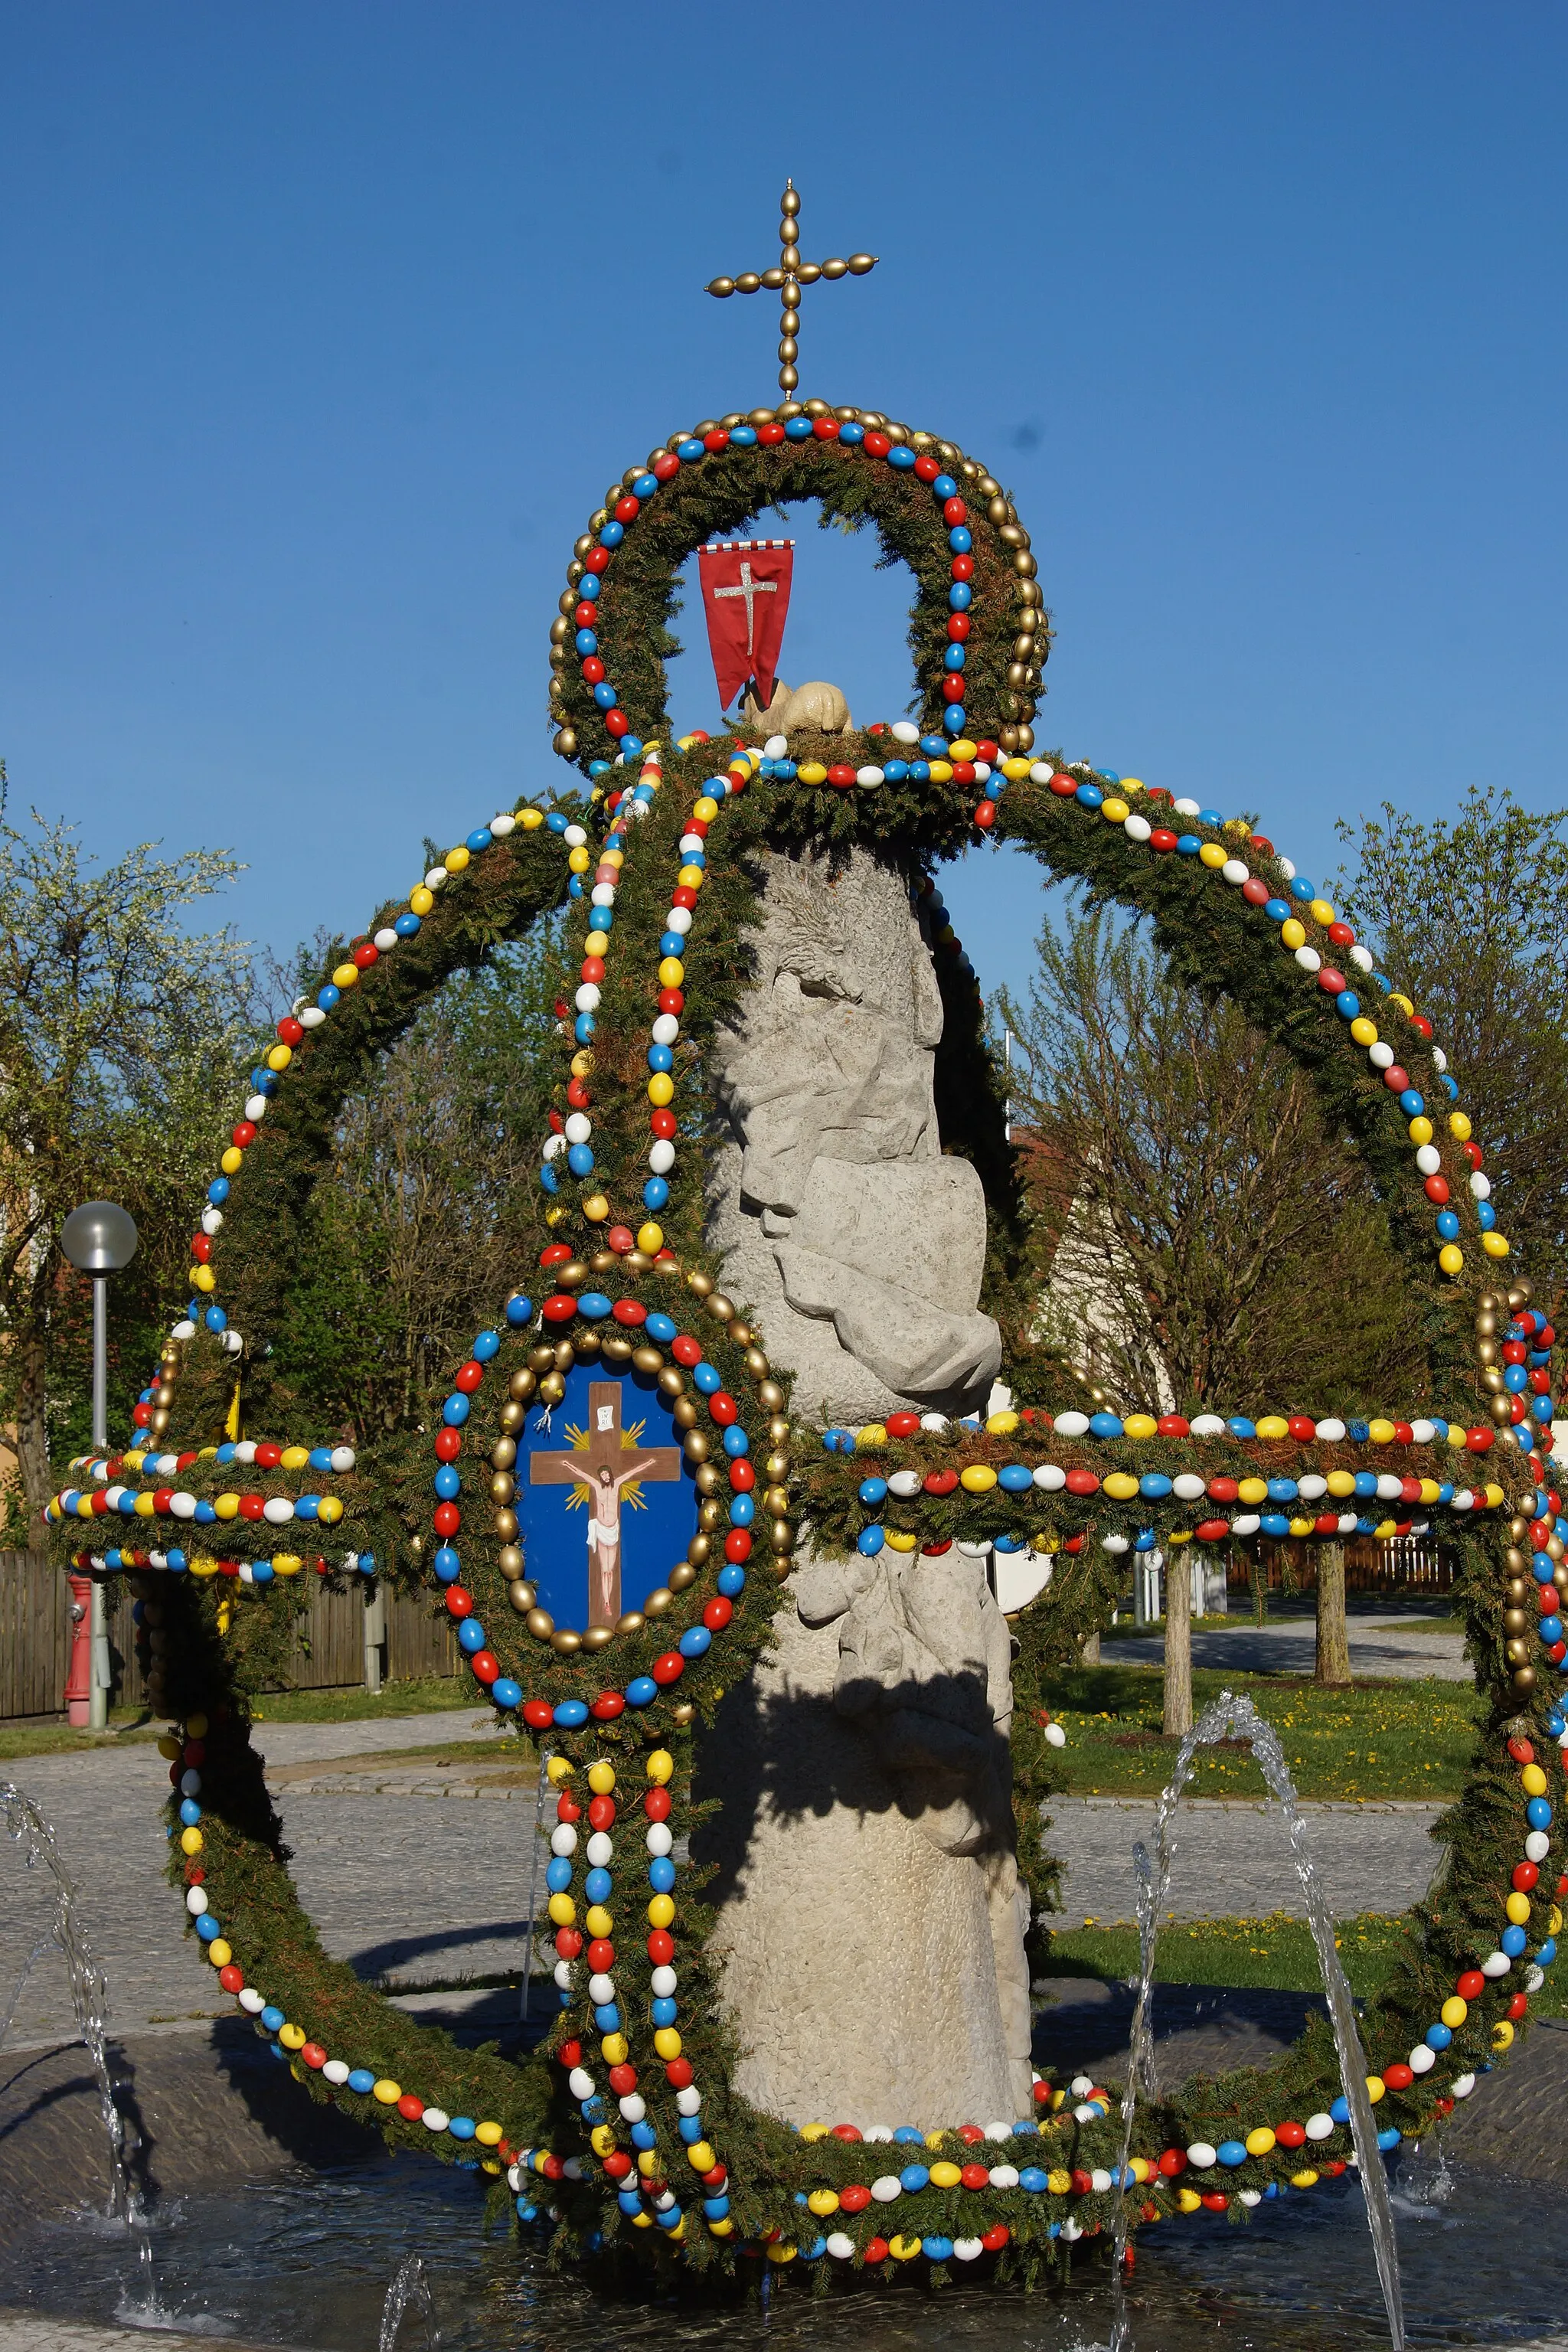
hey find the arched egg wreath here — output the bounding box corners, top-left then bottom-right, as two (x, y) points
(41, 420), (1566, 2285)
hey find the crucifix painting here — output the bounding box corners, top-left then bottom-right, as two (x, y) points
(529, 1381), (683, 1623)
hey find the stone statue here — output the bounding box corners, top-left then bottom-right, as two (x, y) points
(697, 842), (1032, 2128)
(740, 678), (853, 734)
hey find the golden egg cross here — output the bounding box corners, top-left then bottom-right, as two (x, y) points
(704, 179), (877, 396)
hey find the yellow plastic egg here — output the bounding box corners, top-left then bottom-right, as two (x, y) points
(1364, 2075), (1385, 2103)
(547, 1755), (574, 1782)
(273, 1555), (302, 1576)
(1309, 898), (1334, 927)
(1048, 2168), (1073, 2194)
(653, 2027), (683, 2061)
(657, 957), (684, 990)
(1506, 1890), (1534, 1926)
(948, 740), (978, 760)
(1440, 1995), (1468, 2029)
(888, 2236), (921, 2262)
(1102, 1472), (1140, 1501)
(677, 865), (704, 891)
(1101, 798), (1129, 824)
(599, 2032), (629, 2065)
(1281, 918), (1306, 949)
(214, 1494), (240, 1521)
(707, 2216), (734, 2236)
(1237, 1478), (1269, 1505)
(1290, 2169), (1319, 2190)
(1449, 1111), (1472, 1141)
(220, 1147), (244, 1175)
(987, 1409), (1021, 1435)
(590, 2124), (617, 2157)
(687, 2141), (716, 2172)
(587, 1760), (616, 1794)
(960, 1464), (998, 1493)
(1122, 778), (1145, 794)
(1419, 1479), (1441, 1504)
(1122, 1413), (1159, 1439)
(1482, 1232), (1510, 1258)
(1350, 1017), (1378, 1046)
(1178, 2187), (1203, 2212)
(807, 2187), (840, 2215)
(371, 2079), (402, 2105)
(929, 2161), (963, 2188)
(332, 962), (360, 991)
(317, 1495), (344, 1525)
(1447, 1425), (1468, 1447)
(207, 1939), (232, 1968)
(1002, 757), (1032, 780)
(884, 1529), (918, 1551)
(1439, 1244), (1464, 1276)
(693, 796), (720, 821)
(444, 846), (470, 873)
(1255, 1415), (1289, 1440)
(191, 1265), (216, 1292)
(1289, 1517), (1312, 1537)
(637, 1222), (665, 1256)
(1245, 2127), (1276, 2155)
(797, 762), (828, 784)
(584, 929), (609, 956)
(1492, 2018), (1515, 2050)
(279, 2023), (305, 2051)
(1387, 991), (1413, 1016)
(280, 1446), (309, 1469)
(647, 1749), (674, 1784)
(858, 1425), (889, 1449)
(520, 809), (544, 830)
(1199, 841), (1227, 870)
(928, 760), (954, 782)
(1521, 1763), (1548, 1797)
(409, 885), (434, 914)
(1367, 1418), (1396, 1445)
(568, 847), (590, 874)
(474, 2121), (504, 2147)
(547, 1893), (577, 1927)
(585, 1906), (613, 1939)
(267, 1043), (292, 1073)
(570, 1049), (594, 1078)
(583, 1196), (609, 1223)
(1408, 1116), (1433, 1145)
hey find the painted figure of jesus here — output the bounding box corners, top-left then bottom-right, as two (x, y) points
(530, 1382), (683, 1628)
(586, 1453), (658, 1622)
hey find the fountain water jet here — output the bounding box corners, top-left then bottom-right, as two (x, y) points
(1106, 1690), (1406, 2352)
(1, 1780), (139, 2226)
(380, 2251), (438, 2352)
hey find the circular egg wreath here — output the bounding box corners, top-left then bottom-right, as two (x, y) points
(42, 433), (1568, 2289)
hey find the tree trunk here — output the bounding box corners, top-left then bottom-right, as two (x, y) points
(1163, 1542), (1193, 1737)
(1080, 1628), (1101, 1665)
(1316, 1540), (1353, 1686)
(14, 1327), (52, 1524)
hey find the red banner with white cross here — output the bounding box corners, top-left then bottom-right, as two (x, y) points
(697, 539), (794, 713)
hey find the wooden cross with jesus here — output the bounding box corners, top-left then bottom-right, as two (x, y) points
(529, 1383), (683, 1626)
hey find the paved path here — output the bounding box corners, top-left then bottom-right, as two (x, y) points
(1108, 1610), (1471, 1681)
(1, 1707), (1449, 2052)
(0, 1711), (512, 2050)
(1047, 1792), (1445, 1925)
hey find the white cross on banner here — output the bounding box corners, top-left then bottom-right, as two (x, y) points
(697, 538), (795, 711)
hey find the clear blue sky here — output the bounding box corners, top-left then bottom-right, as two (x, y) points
(4, 4), (1564, 1006)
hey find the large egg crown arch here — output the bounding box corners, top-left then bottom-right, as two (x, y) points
(38, 187), (1567, 2287)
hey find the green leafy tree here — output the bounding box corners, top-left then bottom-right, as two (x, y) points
(0, 795), (253, 1524)
(265, 927), (566, 1441)
(1000, 903), (1427, 1418)
(1335, 782), (1568, 1301)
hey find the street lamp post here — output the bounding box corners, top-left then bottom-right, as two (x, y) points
(60, 1202), (139, 1732)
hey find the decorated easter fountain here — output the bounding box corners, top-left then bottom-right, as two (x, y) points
(34, 183), (1566, 2334)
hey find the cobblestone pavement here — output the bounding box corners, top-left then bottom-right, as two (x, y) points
(1, 1704), (1449, 2050)
(1108, 1611), (1471, 1681)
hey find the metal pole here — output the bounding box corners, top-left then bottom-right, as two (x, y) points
(87, 1276), (109, 1731)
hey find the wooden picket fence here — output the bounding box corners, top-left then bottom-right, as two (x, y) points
(0, 1550), (457, 1721)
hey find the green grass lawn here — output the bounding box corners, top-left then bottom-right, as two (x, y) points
(1040, 1909), (1568, 2018)
(0, 1674), (480, 1762)
(1042, 1662), (1481, 1802)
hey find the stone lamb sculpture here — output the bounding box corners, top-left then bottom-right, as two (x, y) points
(740, 678), (853, 734)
